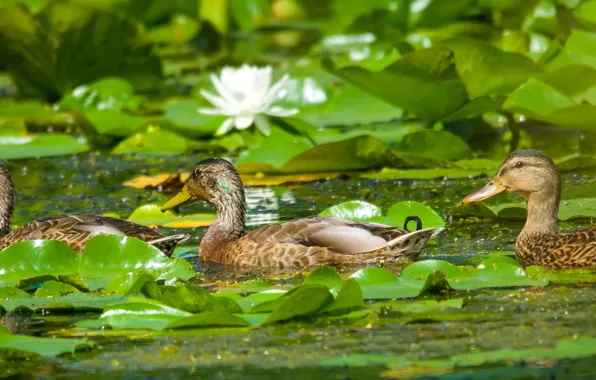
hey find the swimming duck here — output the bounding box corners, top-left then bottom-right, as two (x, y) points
(160, 158), (442, 270)
(0, 161), (188, 256)
(463, 149), (596, 269)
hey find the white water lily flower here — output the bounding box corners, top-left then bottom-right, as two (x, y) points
(199, 64), (299, 136)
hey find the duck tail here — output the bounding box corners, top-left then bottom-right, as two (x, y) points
(385, 227), (443, 258)
(147, 234), (191, 257)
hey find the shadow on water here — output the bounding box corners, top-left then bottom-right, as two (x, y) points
(3, 153), (596, 378)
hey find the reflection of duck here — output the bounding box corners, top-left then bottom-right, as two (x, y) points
(161, 158), (442, 269)
(463, 149), (596, 268)
(0, 162), (188, 256)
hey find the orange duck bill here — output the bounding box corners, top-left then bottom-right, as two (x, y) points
(462, 177), (507, 203)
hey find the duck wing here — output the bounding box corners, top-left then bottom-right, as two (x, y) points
(244, 216), (421, 254)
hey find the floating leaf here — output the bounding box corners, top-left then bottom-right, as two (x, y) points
(0, 134), (90, 160)
(160, 285), (215, 313)
(303, 266), (343, 291)
(165, 311), (251, 329)
(0, 325), (90, 357)
(0, 293), (125, 312)
(395, 130), (473, 161)
(78, 300), (192, 331)
(322, 48), (468, 122)
(263, 285), (334, 324)
(112, 126), (190, 155)
(439, 37), (540, 98)
(127, 204), (215, 229)
(34, 280), (79, 298)
(384, 201), (445, 229)
(319, 279), (363, 316)
(58, 77), (140, 112)
(319, 201), (383, 222)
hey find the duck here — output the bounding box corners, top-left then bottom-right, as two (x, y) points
(462, 149), (596, 269)
(160, 158), (442, 270)
(0, 161), (189, 256)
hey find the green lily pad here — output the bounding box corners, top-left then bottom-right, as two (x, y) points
(303, 266), (343, 291)
(319, 200), (383, 222)
(320, 200), (444, 229)
(0, 235), (195, 290)
(58, 77), (141, 112)
(263, 285), (334, 324)
(34, 280), (79, 298)
(384, 201), (445, 229)
(395, 130), (473, 162)
(148, 14), (200, 44)
(160, 285), (215, 313)
(525, 266), (596, 283)
(77, 300), (192, 331)
(234, 290), (287, 313)
(0, 292), (125, 312)
(439, 37), (540, 98)
(83, 108), (147, 136)
(127, 204), (215, 229)
(0, 134), (90, 160)
(112, 126), (190, 155)
(0, 324), (90, 357)
(322, 48), (468, 122)
(165, 311), (251, 329)
(162, 99), (221, 137)
(319, 279), (363, 316)
(103, 271), (157, 296)
(448, 257), (549, 290)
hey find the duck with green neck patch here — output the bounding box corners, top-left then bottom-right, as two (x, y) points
(161, 158), (443, 270)
(463, 149), (596, 268)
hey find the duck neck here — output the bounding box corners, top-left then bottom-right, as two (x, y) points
(203, 187), (246, 246)
(522, 191), (559, 236)
(0, 162), (14, 236)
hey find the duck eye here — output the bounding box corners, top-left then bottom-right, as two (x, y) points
(193, 168), (201, 177)
(515, 161), (524, 168)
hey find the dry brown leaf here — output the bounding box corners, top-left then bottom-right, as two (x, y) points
(124, 171), (348, 191)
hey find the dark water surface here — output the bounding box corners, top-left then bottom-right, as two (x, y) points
(4, 154), (596, 379)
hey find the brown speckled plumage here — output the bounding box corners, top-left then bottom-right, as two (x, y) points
(463, 149), (596, 269)
(0, 161), (188, 256)
(161, 158), (442, 270)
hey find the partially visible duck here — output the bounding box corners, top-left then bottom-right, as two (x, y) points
(0, 161), (188, 256)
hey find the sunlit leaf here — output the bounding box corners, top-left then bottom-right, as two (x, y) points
(263, 285), (334, 324)
(127, 204), (215, 228)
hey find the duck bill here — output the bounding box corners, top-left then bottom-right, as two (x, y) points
(462, 178), (506, 203)
(161, 185), (196, 213)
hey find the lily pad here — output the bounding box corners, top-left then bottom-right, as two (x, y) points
(112, 126), (190, 155)
(322, 48), (469, 122)
(0, 324), (90, 357)
(0, 235), (195, 290)
(127, 204), (215, 229)
(395, 130), (473, 162)
(320, 200), (444, 229)
(165, 311), (251, 329)
(0, 134), (90, 160)
(263, 285), (334, 324)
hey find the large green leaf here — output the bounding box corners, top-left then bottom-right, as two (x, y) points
(0, 2), (162, 101)
(319, 200), (383, 222)
(0, 292), (125, 312)
(319, 279), (363, 316)
(322, 48), (469, 122)
(112, 126), (190, 155)
(77, 300), (192, 331)
(0, 240), (79, 287)
(0, 324), (90, 357)
(0, 235), (195, 290)
(395, 130), (473, 161)
(320, 200), (444, 229)
(79, 235), (194, 290)
(58, 77), (141, 112)
(439, 37), (539, 98)
(263, 285), (334, 324)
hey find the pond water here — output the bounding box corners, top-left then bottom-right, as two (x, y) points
(5, 154), (596, 379)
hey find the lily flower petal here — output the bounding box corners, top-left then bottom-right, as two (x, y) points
(215, 117), (235, 136)
(254, 114), (271, 136)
